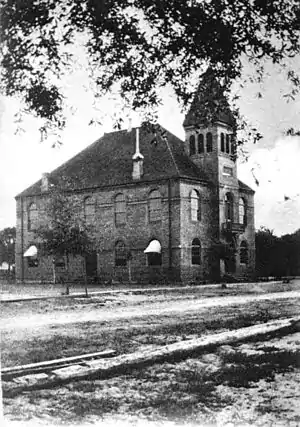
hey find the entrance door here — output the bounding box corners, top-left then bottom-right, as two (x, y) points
(85, 251), (97, 278)
(225, 256), (236, 274)
(224, 236), (237, 274)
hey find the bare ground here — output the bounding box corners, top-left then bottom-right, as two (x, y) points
(1, 282), (300, 426)
(3, 333), (300, 427)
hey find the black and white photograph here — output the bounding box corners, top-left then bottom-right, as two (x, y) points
(0, 1), (300, 426)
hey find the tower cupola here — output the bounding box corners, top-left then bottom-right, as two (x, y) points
(183, 69), (235, 129)
(183, 70), (237, 182)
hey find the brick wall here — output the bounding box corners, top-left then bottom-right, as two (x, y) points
(16, 179), (183, 284)
(219, 185), (255, 279)
(15, 175), (255, 284)
(180, 120), (255, 282)
(179, 180), (218, 283)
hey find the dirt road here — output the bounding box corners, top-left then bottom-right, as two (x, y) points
(2, 290), (300, 331)
(2, 285), (300, 426)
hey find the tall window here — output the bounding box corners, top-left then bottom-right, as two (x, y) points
(231, 134), (236, 156)
(149, 190), (162, 222)
(145, 239), (162, 266)
(191, 238), (201, 265)
(206, 132), (213, 152)
(226, 134), (230, 153)
(28, 203), (38, 231)
(221, 133), (225, 152)
(115, 193), (126, 225)
(225, 193), (234, 222)
(115, 240), (127, 266)
(239, 198), (247, 225)
(148, 253), (161, 266)
(84, 197), (95, 222)
(240, 241), (248, 264)
(189, 135), (196, 155)
(225, 237), (236, 273)
(198, 134), (204, 153)
(190, 190), (201, 222)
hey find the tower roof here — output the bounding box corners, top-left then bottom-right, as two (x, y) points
(183, 69), (236, 128)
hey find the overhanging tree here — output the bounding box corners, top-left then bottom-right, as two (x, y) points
(1, 0), (299, 142)
(34, 183), (95, 295)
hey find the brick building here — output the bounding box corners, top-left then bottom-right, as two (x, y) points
(15, 75), (255, 284)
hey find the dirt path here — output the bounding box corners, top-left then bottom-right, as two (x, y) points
(2, 290), (300, 331)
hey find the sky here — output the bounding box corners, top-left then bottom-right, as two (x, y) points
(0, 57), (300, 237)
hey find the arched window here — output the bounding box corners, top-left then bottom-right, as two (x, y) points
(84, 197), (95, 222)
(189, 135), (196, 155)
(226, 134), (230, 153)
(24, 244), (39, 267)
(145, 239), (162, 266)
(221, 133), (225, 152)
(198, 134), (204, 153)
(149, 190), (161, 222)
(190, 190), (201, 222)
(28, 203), (38, 231)
(206, 132), (213, 152)
(240, 241), (248, 264)
(115, 240), (127, 266)
(191, 238), (201, 265)
(115, 193), (126, 225)
(239, 198), (247, 225)
(225, 193), (234, 222)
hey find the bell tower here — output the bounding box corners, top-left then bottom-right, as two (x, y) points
(183, 70), (237, 186)
(182, 70), (256, 280)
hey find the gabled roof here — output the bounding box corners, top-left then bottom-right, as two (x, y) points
(17, 125), (210, 198)
(183, 69), (236, 128)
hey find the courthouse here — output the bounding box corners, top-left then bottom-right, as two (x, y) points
(15, 74), (255, 284)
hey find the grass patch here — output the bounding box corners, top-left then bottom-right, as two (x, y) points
(23, 347), (300, 425)
(219, 349), (300, 387)
(2, 297), (299, 368)
(3, 341), (300, 426)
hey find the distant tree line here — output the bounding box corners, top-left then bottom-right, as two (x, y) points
(256, 227), (300, 278)
(0, 227), (16, 276)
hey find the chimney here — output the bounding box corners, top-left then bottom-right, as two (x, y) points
(41, 172), (49, 192)
(132, 128), (144, 180)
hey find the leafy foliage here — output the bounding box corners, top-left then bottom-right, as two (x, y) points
(1, 0), (299, 139)
(34, 183), (95, 261)
(0, 226), (16, 268)
(255, 227), (300, 277)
